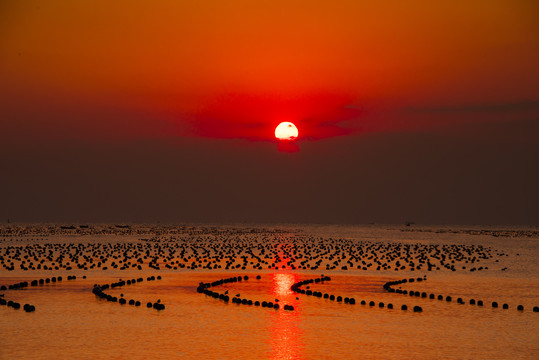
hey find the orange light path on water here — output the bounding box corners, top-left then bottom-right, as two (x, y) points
(269, 272), (303, 360)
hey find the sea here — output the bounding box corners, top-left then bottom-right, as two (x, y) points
(0, 224), (537, 359)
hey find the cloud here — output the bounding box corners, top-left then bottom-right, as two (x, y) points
(173, 92), (363, 141)
(406, 100), (539, 114)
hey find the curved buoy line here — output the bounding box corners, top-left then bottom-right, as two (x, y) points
(291, 275), (423, 312)
(92, 275), (165, 310)
(197, 275), (295, 311)
(0, 274), (82, 312)
(383, 276), (537, 313)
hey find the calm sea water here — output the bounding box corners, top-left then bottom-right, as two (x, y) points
(1, 224), (538, 359)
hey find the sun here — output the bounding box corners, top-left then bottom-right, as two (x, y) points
(275, 122), (299, 140)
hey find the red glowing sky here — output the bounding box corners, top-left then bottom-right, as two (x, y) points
(2, 1), (538, 143)
(1, 1), (538, 223)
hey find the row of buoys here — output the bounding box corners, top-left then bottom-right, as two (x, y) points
(0, 274), (83, 313)
(92, 275), (164, 310)
(0, 274), (85, 291)
(5, 223), (536, 240)
(292, 276), (356, 305)
(197, 275), (294, 311)
(0, 229), (504, 274)
(0, 299), (19, 309)
(291, 275), (422, 312)
(401, 227), (538, 240)
(384, 276), (536, 313)
(0, 297), (35, 312)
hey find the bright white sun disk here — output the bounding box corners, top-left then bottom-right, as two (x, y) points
(275, 122), (298, 140)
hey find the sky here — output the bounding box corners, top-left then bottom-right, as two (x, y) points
(1, 0), (538, 224)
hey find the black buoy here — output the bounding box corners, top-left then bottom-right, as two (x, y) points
(492, 301), (498, 308)
(413, 306), (422, 312)
(517, 305), (524, 311)
(401, 305), (408, 310)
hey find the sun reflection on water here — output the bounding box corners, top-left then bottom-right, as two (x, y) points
(272, 273), (297, 297)
(269, 272), (304, 360)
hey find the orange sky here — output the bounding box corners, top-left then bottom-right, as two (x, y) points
(1, 0), (538, 142)
(1, 1), (539, 224)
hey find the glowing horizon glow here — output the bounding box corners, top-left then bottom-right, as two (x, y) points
(275, 122), (299, 141)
